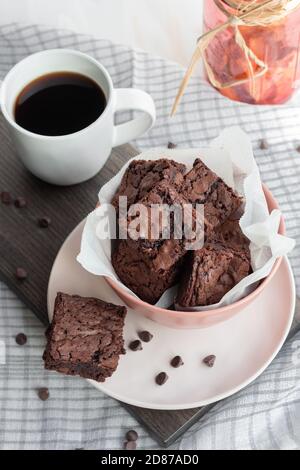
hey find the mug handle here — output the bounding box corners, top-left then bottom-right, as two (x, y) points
(113, 88), (156, 147)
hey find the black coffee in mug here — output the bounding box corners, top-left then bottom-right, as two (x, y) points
(14, 71), (107, 136)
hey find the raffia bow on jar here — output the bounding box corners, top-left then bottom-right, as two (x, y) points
(172, 0), (300, 113)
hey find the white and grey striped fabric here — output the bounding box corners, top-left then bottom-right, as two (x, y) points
(0, 23), (299, 450)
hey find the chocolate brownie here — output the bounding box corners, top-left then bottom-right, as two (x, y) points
(181, 159), (243, 231)
(125, 180), (205, 255)
(112, 238), (185, 304)
(126, 180), (190, 241)
(113, 180), (205, 303)
(177, 242), (251, 307)
(111, 158), (186, 210)
(43, 293), (126, 382)
(215, 218), (250, 257)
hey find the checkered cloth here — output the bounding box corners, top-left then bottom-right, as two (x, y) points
(0, 23), (299, 450)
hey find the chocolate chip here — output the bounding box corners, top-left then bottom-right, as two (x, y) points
(124, 440), (137, 450)
(155, 372), (169, 385)
(15, 267), (27, 281)
(1, 191), (11, 205)
(296, 145), (300, 153)
(167, 141), (177, 149)
(38, 216), (51, 228)
(170, 355), (184, 368)
(37, 387), (49, 401)
(129, 340), (143, 351)
(203, 355), (216, 368)
(138, 330), (153, 343)
(259, 139), (269, 150)
(15, 333), (27, 346)
(126, 430), (138, 441)
(14, 197), (27, 208)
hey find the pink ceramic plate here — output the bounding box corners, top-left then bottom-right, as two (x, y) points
(106, 184), (285, 329)
(47, 220), (295, 410)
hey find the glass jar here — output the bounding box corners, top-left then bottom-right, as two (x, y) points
(203, 0), (300, 104)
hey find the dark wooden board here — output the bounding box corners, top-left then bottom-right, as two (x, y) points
(124, 403), (216, 447)
(0, 114), (214, 447)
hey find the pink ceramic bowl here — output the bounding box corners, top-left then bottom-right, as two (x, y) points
(106, 184), (285, 329)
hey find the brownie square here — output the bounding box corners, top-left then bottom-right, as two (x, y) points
(177, 242), (251, 307)
(113, 180), (200, 304)
(126, 180), (205, 254)
(215, 217), (250, 257)
(43, 293), (126, 382)
(181, 159), (243, 231)
(113, 179), (207, 304)
(126, 180), (192, 243)
(112, 238), (185, 304)
(111, 158), (186, 210)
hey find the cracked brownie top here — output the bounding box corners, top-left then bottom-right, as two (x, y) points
(43, 293), (126, 382)
(111, 158), (186, 209)
(181, 159), (243, 230)
(177, 242), (251, 307)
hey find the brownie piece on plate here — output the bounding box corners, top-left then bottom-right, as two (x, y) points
(112, 238), (185, 304)
(181, 159), (243, 231)
(43, 293), (126, 382)
(111, 158), (186, 210)
(177, 242), (251, 307)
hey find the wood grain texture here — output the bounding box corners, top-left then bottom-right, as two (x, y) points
(0, 116), (214, 447)
(124, 403), (216, 447)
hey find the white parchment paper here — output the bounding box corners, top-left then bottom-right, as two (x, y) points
(77, 127), (295, 310)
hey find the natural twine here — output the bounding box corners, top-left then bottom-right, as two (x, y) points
(171, 0), (300, 115)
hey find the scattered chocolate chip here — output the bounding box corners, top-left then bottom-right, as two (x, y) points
(170, 355), (184, 368)
(138, 330), (153, 343)
(15, 267), (27, 281)
(15, 333), (27, 346)
(38, 216), (51, 228)
(37, 387), (49, 401)
(126, 430), (138, 442)
(167, 141), (177, 149)
(124, 440), (137, 450)
(296, 145), (300, 153)
(155, 372), (169, 386)
(259, 139), (269, 150)
(1, 191), (12, 205)
(203, 355), (216, 368)
(14, 197), (27, 208)
(129, 340), (143, 351)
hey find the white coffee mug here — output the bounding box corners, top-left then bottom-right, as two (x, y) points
(0, 49), (156, 185)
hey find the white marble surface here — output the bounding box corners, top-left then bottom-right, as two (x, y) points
(0, 0), (203, 65)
